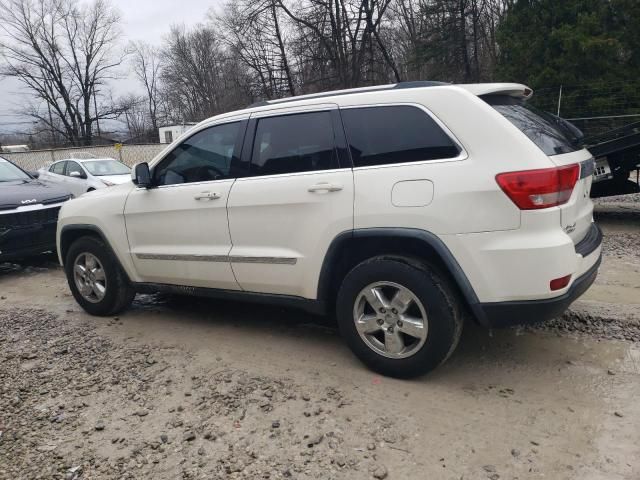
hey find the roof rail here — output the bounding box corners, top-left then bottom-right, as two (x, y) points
(247, 81), (449, 109)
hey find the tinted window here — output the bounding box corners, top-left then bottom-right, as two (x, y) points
(51, 162), (66, 174)
(341, 106), (460, 167)
(66, 161), (84, 177)
(251, 111), (338, 176)
(483, 95), (581, 156)
(155, 122), (241, 186)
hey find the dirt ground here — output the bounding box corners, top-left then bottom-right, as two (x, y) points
(1, 198), (639, 480)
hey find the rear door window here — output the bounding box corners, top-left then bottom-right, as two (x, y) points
(482, 95), (582, 156)
(250, 111), (338, 176)
(340, 105), (460, 167)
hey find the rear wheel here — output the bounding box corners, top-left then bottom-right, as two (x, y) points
(64, 236), (135, 316)
(336, 256), (463, 378)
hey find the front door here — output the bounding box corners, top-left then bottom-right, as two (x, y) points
(227, 106), (354, 299)
(64, 161), (88, 197)
(124, 120), (246, 289)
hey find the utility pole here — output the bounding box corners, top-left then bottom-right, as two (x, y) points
(556, 85), (563, 117)
(47, 102), (56, 148)
(93, 89), (102, 143)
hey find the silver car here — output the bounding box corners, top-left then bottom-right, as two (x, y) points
(39, 157), (131, 197)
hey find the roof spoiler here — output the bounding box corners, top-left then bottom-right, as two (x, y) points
(457, 83), (533, 100)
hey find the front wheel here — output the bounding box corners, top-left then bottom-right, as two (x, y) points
(336, 256), (463, 378)
(64, 236), (135, 316)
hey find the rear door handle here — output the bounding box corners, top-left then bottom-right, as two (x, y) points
(194, 192), (221, 200)
(307, 183), (343, 193)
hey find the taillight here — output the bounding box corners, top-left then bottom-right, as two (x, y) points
(496, 164), (580, 210)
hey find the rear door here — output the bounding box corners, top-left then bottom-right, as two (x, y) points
(226, 104), (353, 299)
(64, 161), (88, 197)
(42, 161), (67, 185)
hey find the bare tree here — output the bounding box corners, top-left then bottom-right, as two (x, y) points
(275, 0), (401, 90)
(0, 0), (125, 146)
(119, 93), (150, 141)
(389, 0), (509, 82)
(129, 41), (162, 132)
(160, 26), (223, 121)
(160, 25), (254, 122)
(217, 0), (296, 100)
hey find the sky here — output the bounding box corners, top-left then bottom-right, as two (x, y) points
(0, 0), (223, 135)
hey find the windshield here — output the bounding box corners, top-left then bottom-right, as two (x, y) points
(0, 157), (31, 182)
(82, 159), (131, 176)
(482, 95), (582, 156)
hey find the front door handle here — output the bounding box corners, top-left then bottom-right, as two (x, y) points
(308, 183), (343, 193)
(194, 192), (221, 200)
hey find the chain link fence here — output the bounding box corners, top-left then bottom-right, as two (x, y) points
(532, 81), (640, 137)
(2, 143), (166, 172)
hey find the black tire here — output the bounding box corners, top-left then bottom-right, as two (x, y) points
(336, 255), (463, 378)
(64, 236), (135, 316)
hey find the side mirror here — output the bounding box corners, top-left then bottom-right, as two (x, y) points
(69, 170), (83, 178)
(29, 170), (40, 179)
(132, 162), (152, 188)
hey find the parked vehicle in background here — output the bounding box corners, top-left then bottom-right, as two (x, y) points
(584, 121), (640, 197)
(0, 144), (30, 153)
(38, 158), (131, 197)
(0, 156), (71, 261)
(57, 82), (602, 377)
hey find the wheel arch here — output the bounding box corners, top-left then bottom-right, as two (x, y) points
(317, 228), (487, 325)
(59, 224), (131, 283)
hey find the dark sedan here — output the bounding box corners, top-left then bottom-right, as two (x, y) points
(0, 156), (72, 261)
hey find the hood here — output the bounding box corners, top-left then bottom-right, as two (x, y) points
(98, 174), (132, 185)
(0, 179), (72, 211)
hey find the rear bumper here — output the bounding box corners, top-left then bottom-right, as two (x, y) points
(477, 253), (601, 328)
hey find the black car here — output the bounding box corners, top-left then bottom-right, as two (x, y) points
(0, 156), (72, 261)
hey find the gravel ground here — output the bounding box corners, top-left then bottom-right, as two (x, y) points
(534, 309), (640, 342)
(601, 229), (640, 259)
(0, 307), (401, 480)
(594, 192), (640, 204)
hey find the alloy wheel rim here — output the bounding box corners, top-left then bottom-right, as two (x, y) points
(353, 281), (428, 359)
(73, 252), (107, 303)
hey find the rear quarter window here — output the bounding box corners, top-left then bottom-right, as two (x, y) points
(51, 162), (66, 174)
(483, 95), (582, 156)
(340, 105), (460, 167)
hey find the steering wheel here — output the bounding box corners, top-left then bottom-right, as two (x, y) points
(202, 165), (225, 180)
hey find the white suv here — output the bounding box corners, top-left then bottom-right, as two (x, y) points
(57, 82), (602, 377)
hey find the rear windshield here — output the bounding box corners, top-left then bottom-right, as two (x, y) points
(482, 95), (582, 156)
